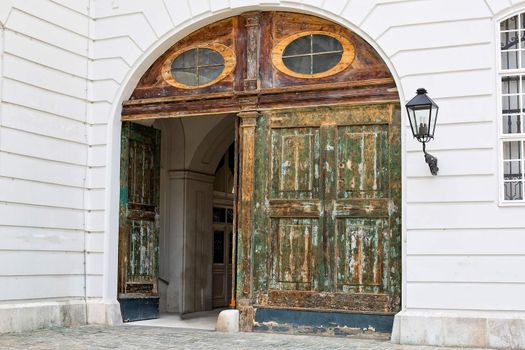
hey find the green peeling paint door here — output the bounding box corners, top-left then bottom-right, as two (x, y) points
(251, 104), (401, 314)
(118, 121), (161, 322)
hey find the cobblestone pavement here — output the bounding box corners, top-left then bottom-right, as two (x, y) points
(0, 325), (485, 350)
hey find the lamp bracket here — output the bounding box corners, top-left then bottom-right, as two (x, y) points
(424, 152), (439, 176)
(422, 142), (438, 176)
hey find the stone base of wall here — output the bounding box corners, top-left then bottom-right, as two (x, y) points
(86, 299), (123, 326)
(0, 299), (122, 333)
(392, 310), (525, 349)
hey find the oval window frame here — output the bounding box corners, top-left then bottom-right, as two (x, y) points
(161, 43), (236, 89)
(272, 31), (355, 79)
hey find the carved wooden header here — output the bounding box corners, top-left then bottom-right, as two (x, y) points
(122, 11), (397, 120)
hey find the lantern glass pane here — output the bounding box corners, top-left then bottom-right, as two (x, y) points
(406, 108), (417, 137)
(413, 106), (431, 139)
(429, 105), (438, 138)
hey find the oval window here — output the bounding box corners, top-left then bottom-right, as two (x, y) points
(273, 32), (355, 79)
(172, 48), (224, 87)
(162, 44), (236, 89)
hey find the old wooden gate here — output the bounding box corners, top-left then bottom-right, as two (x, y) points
(118, 122), (161, 322)
(238, 103), (401, 334)
(119, 11), (401, 333)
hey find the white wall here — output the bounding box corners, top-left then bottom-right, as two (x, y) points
(0, 0), (114, 331)
(0, 0), (99, 305)
(0, 0), (524, 345)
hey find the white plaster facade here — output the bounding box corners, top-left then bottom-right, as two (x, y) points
(0, 0), (524, 348)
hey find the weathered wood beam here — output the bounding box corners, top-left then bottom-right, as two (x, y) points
(237, 110), (258, 331)
(255, 290), (393, 313)
(121, 79), (397, 120)
(123, 78), (394, 107)
(123, 91), (236, 107)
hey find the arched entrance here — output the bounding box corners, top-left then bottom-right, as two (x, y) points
(117, 11), (401, 336)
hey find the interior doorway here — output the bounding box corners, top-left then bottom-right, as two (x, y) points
(211, 143), (235, 308)
(117, 114), (237, 324)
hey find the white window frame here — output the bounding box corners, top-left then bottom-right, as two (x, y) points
(497, 12), (525, 206)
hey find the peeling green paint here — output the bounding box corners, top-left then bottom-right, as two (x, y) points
(247, 104), (401, 315)
(119, 122), (161, 297)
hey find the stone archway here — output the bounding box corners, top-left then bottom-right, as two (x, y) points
(103, 4), (406, 330)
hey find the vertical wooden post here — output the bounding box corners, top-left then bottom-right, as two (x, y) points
(236, 11), (261, 331)
(242, 11), (260, 91)
(236, 110), (258, 331)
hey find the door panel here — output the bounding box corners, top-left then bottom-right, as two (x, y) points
(270, 128), (320, 199)
(336, 218), (386, 293)
(126, 220), (157, 294)
(251, 104), (401, 314)
(336, 125), (388, 199)
(270, 218), (319, 291)
(118, 121), (160, 322)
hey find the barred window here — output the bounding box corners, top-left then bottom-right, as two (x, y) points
(500, 14), (525, 202)
(171, 48), (225, 87)
(161, 43), (236, 90)
(272, 31), (355, 79)
(282, 34), (343, 75)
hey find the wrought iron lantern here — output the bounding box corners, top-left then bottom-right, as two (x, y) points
(405, 88), (439, 175)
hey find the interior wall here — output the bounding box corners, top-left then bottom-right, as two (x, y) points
(154, 115), (235, 314)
